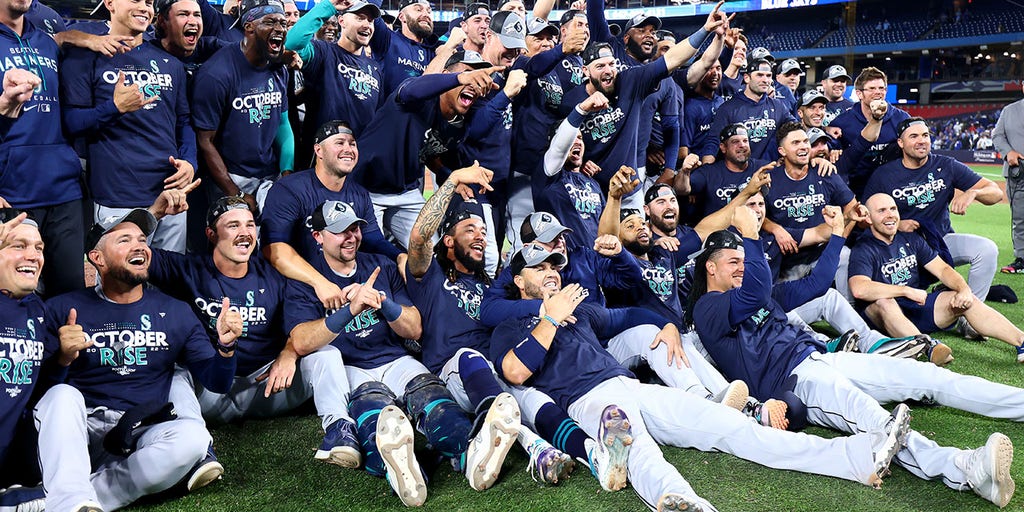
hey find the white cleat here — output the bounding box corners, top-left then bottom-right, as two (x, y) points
(962, 433), (1015, 508)
(867, 403), (911, 488)
(376, 405), (427, 507)
(712, 380), (749, 411)
(586, 404), (633, 492)
(465, 393), (521, 491)
(657, 492), (704, 511)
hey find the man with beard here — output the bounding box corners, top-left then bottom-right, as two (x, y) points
(690, 219), (1021, 508)
(262, 121), (399, 310)
(850, 194), (1024, 364)
(709, 55), (798, 163)
(315, 15), (338, 42)
(193, 0), (291, 215)
(352, 52), (500, 251)
(494, 242), (912, 512)
(286, 0), (383, 139)
(367, 0), (436, 96)
(564, 5), (728, 209)
(35, 209), (239, 512)
(820, 64), (855, 128)
(830, 67), (910, 197)
(459, 2), (489, 54)
(689, 124), (771, 217)
(153, 0), (225, 84)
(683, 58), (725, 164)
(145, 195), (357, 473)
(863, 118), (1003, 336)
(61, 0), (197, 253)
(286, 200), (526, 502)
(586, 0), (659, 69)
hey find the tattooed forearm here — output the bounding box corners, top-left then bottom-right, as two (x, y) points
(408, 179), (458, 278)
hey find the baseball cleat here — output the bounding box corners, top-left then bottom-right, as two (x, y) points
(956, 317), (987, 342)
(316, 418), (362, 468)
(1017, 345), (1024, 364)
(70, 501), (104, 512)
(186, 444), (224, 492)
(1000, 257), (1024, 274)
(525, 438), (575, 485)
(868, 334), (928, 359)
(826, 329), (860, 353)
(586, 404), (633, 492)
(924, 337), (954, 366)
(0, 485), (45, 512)
(962, 433), (1015, 508)
(465, 392), (521, 491)
(711, 380), (749, 411)
(752, 398), (789, 430)
(377, 405), (427, 507)
(656, 492), (703, 511)
(868, 403), (911, 488)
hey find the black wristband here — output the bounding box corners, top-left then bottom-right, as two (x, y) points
(216, 341), (236, 354)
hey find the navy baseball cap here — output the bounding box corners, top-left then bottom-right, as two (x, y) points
(581, 42), (613, 64)
(619, 208), (644, 222)
(897, 117), (928, 137)
(559, 9), (584, 25)
(656, 29), (676, 43)
(749, 46), (774, 62)
(439, 199), (485, 236)
(464, 2), (490, 18)
(800, 89), (828, 107)
(399, 0), (431, 10)
(745, 57), (773, 74)
(806, 127), (831, 145)
(644, 183), (674, 205)
(622, 12), (660, 33)
(0, 208), (37, 229)
(310, 201), (366, 233)
(490, 11), (526, 49)
(86, 209), (158, 252)
(314, 120), (354, 144)
(822, 65), (851, 81)
(521, 212), (571, 244)
(509, 243), (567, 275)
(444, 49), (491, 70)
(526, 16), (558, 37)
(207, 196), (252, 228)
(720, 123), (749, 141)
(688, 229), (743, 261)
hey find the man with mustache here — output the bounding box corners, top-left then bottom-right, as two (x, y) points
(193, 0), (291, 215)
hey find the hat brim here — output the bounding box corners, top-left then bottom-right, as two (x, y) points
(496, 33), (527, 49)
(625, 16), (661, 32)
(344, 3), (382, 18)
(825, 73), (852, 81)
(528, 25), (558, 38)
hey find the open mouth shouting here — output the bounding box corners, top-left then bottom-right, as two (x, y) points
(267, 32), (285, 54)
(182, 25), (200, 46)
(15, 263), (38, 279)
(457, 86), (478, 109)
(233, 235), (254, 255)
(127, 251), (148, 269)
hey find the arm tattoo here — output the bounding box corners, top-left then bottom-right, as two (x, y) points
(408, 179), (457, 277)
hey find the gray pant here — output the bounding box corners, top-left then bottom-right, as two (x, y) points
(169, 345), (352, 431)
(370, 189), (426, 252)
(791, 288), (888, 352)
(1009, 173), (1024, 258)
(944, 232), (998, 300)
(34, 384), (210, 512)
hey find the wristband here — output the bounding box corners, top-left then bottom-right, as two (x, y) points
(512, 334), (548, 373)
(216, 341), (236, 354)
(380, 298), (403, 323)
(325, 306), (355, 333)
(541, 315), (560, 328)
(687, 27), (710, 49)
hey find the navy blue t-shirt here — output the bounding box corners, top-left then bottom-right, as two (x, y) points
(636, 76), (681, 169)
(709, 91), (797, 162)
(284, 253), (410, 369)
(367, 3), (434, 96)
(44, 287), (234, 410)
(405, 260), (491, 374)
(260, 169), (395, 260)
(26, 1), (65, 35)
(148, 249), (288, 376)
(848, 231), (938, 292)
(60, 43), (191, 207)
(829, 102), (910, 196)
(688, 159), (768, 216)
(0, 293), (54, 465)
(605, 246), (688, 328)
(192, 44), (288, 180)
(682, 89), (724, 159)
(300, 40), (382, 138)
(764, 166), (855, 229)
(533, 171), (604, 251)
(862, 154), (982, 235)
(823, 98), (855, 127)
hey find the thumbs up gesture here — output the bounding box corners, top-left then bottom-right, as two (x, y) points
(58, 308), (92, 367)
(216, 297), (243, 351)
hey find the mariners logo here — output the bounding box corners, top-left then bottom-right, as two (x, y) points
(102, 62), (173, 110)
(892, 173), (946, 209)
(337, 63), (380, 100)
(443, 280), (484, 320)
(232, 80), (284, 126)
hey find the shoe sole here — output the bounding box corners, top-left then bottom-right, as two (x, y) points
(871, 404), (911, 487)
(657, 492), (703, 512)
(186, 460), (224, 492)
(377, 405), (427, 507)
(986, 433), (1015, 508)
(717, 381), (749, 412)
(533, 449), (576, 485)
(840, 331), (860, 353)
(874, 338), (928, 359)
(314, 445), (362, 468)
(466, 393), (521, 491)
(761, 399), (789, 430)
(597, 405), (633, 492)
(928, 342), (954, 366)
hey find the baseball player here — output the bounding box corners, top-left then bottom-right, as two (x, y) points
(850, 193), (1024, 363)
(819, 64), (855, 127)
(494, 243), (910, 511)
(35, 208), (240, 512)
(690, 215), (1023, 508)
(687, 124), (771, 217)
(366, 0), (435, 96)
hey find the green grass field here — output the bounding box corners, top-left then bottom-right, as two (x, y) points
(135, 170), (1024, 512)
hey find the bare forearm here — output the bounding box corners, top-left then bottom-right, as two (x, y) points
(408, 178), (457, 278)
(264, 243), (326, 286)
(387, 306), (422, 340)
(597, 196), (622, 236)
(849, 277), (913, 301)
(938, 266), (970, 294)
(290, 321), (337, 356)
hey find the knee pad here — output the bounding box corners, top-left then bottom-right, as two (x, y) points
(348, 381), (399, 476)
(404, 374), (471, 457)
(780, 390), (809, 432)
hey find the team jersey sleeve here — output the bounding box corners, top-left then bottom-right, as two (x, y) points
(146, 248), (193, 298)
(593, 250), (644, 291)
(773, 234), (845, 310)
(367, 0), (393, 58)
(912, 233), (939, 263)
(383, 259), (413, 306)
(585, 0), (613, 43)
(284, 0), (336, 63)
(950, 159), (984, 191)
(846, 242), (876, 279)
(590, 305), (670, 340)
(283, 277), (327, 335)
(480, 268), (542, 327)
(489, 318), (534, 380)
(259, 179), (304, 244)
(826, 172), (856, 207)
(727, 237), (772, 326)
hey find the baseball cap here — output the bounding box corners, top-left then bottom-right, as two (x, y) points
(444, 49), (491, 70)
(822, 65), (851, 81)
(745, 57), (773, 74)
(314, 120), (354, 144)
(0, 208), (37, 229)
(688, 229), (743, 261)
(154, 0), (179, 16)
(644, 183), (675, 205)
(526, 16), (558, 38)
(806, 127), (831, 145)
(342, 0), (382, 18)
(619, 208), (644, 222)
(489, 11), (526, 49)
(559, 9), (584, 25)
(749, 46), (774, 62)
(622, 13), (661, 33)
(608, 23), (620, 36)
(897, 117), (928, 137)
(206, 196), (252, 229)
(464, 2), (490, 18)
(439, 199), (485, 236)
(86, 209), (158, 252)
(778, 58), (803, 76)
(399, 0), (431, 10)
(719, 123), (749, 141)
(509, 243), (567, 275)
(237, 0), (285, 25)
(521, 212), (571, 244)
(310, 201), (366, 233)
(581, 42), (614, 64)
(656, 29), (676, 43)
(800, 89), (828, 107)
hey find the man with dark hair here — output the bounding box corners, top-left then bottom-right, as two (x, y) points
(366, 0), (436, 96)
(688, 124), (771, 217)
(819, 64), (854, 127)
(708, 55), (798, 162)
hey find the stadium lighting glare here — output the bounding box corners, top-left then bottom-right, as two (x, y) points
(866, 53), (874, 58)
(885, 57), (891, 61)
(1013, 54), (1018, 59)
(1004, 51), (1010, 56)
(910, 88), (919, 92)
